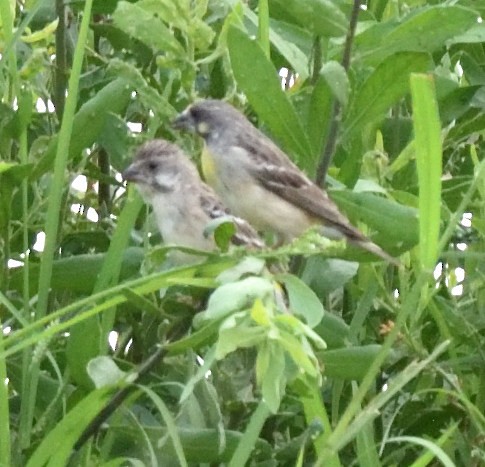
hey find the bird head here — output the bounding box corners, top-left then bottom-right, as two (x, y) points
(172, 100), (244, 142)
(122, 140), (194, 200)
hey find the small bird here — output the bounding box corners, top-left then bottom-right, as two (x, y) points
(172, 99), (398, 265)
(122, 139), (263, 264)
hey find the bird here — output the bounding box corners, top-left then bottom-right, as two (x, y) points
(172, 99), (399, 265)
(122, 139), (263, 264)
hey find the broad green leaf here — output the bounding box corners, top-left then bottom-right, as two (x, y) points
(243, 8), (310, 79)
(0, 162), (31, 181)
(112, 1), (184, 54)
(307, 74), (333, 158)
(201, 276), (274, 321)
(269, 0), (347, 37)
(140, 0), (214, 50)
(216, 322), (266, 358)
(32, 78), (134, 179)
(203, 216), (237, 252)
(319, 345), (383, 380)
(329, 190), (419, 250)
(450, 23), (485, 45)
(261, 343), (285, 413)
(313, 312), (350, 349)
(344, 52), (431, 137)
(410, 74), (442, 270)
(278, 330), (319, 377)
(355, 5), (480, 65)
(8, 247), (144, 295)
(97, 113), (133, 171)
(320, 61), (349, 107)
(227, 25), (312, 162)
(250, 298), (271, 326)
(301, 257), (359, 298)
(216, 257), (266, 284)
(277, 274), (324, 328)
(87, 356), (127, 388)
(256, 341), (270, 387)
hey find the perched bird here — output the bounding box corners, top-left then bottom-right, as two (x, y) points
(172, 99), (398, 265)
(122, 139), (263, 264)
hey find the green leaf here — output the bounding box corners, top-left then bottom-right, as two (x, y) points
(355, 5), (480, 65)
(269, 0), (347, 37)
(32, 78), (134, 179)
(344, 52), (431, 137)
(301, 256), (359, 299)
(319, 345), (383, 380)
(8, 247), (144, 295)
(243, 8), (310, 79)
(277, 274), (324, 328)
(320, 61), (349, 107)
(97, 113), (132, 171)
(329, 190), (419, 250)
(307, 75), (333, 157)
(26, 386), (117, 467)
(450, 23), (485, 45)
(261, 343), (285, 413)
(203, 216), (236, 252)
(313, 312), (350, 349)
(87, 356), (127, 388)
(227, 25), (312, 162)
(216, 257), (266, 284)
(201, 276), (274, 321)
(410, 74), (442, 270)
(216, 318), (266, 358)
(112, 1), (184, 54)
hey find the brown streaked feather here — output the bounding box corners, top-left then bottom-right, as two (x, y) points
(198, 186), (264, 249)
(245, 150), (367, 242)
(235, 137), (399, 264)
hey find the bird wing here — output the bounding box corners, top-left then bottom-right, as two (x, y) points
(237, 134), (368, 242)
(198, 185), (263, 248)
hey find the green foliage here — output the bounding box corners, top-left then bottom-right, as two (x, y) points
(1, 0), (485, 466)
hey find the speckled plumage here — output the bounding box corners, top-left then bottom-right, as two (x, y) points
(173, 100), (398, 265)
(122, 139), (263, 264)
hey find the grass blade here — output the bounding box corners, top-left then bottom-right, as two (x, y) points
(410, 73), (442, 270)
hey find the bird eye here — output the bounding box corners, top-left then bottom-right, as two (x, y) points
(147, 161), (158, 171)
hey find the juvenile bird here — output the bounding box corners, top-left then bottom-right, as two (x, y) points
(122, 139), (263, 264)
(172, 99), (398, 265)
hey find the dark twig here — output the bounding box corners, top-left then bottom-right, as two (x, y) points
(73, 345), (167, 450)
(311, 36), (322, 85)
(54, 0), (67, 119)
(73, 315), (194, 451)
(315, 0), (362, 187)
(97, 147), (111, 217)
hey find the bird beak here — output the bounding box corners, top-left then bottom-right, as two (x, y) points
(122, 165), (142, 183)
(171, 110), (194, 131)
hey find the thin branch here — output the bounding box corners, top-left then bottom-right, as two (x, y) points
(54, 0), (67, 119)
(73, 316), (193, 451)
(73, 345), (167, 450)
(311, 36), (322, 85)
(315, 0), (362, 187)
(97, 147), (111, 217)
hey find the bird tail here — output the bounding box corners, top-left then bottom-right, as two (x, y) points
(350, 238), (400, 266)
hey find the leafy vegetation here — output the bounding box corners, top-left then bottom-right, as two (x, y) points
(1, 0), (485, 465)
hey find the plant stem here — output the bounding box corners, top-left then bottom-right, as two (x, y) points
(21, 0), (95, 447)
(315, 0), (362, 186)
(54, 0), (67, 119)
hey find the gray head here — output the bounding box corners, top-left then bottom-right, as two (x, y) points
(122, 139), (198, 199)
(172, 99), (250, 143)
